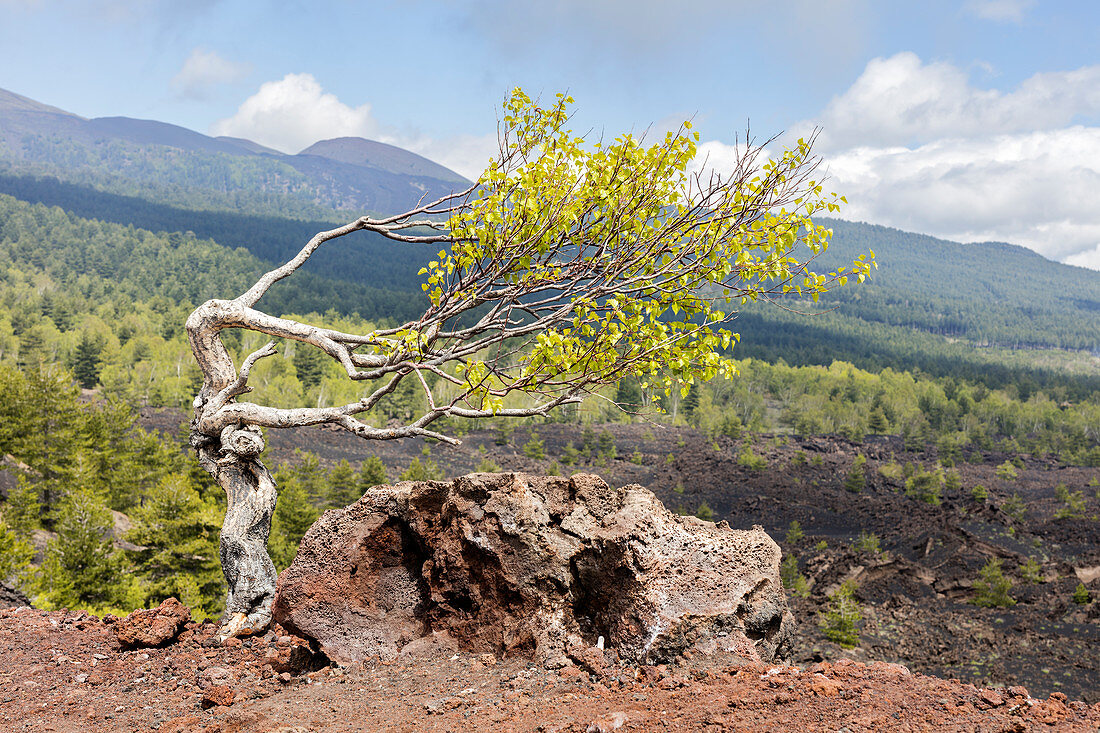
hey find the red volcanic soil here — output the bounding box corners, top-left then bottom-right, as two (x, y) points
(2, 605), (1098, 732)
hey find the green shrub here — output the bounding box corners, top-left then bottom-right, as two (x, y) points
(597, 430), (616, 458)
(630, 451), (645, 465)
(972, 558), (1015, 608)
(905, 465), (944, 505)
(1054, 483), (1087, 520)
(856, 531), (882, 556)
(1073, 583), (1091, 605)
(791, 451), (808, 466)
(401, 456), (445, 482)
(780, 554), (809, 598)
(581, 426), (597, 452)
(737, 444), (768, 471)
(814, 540), (828, 552)
(695, 502), (714, 522)
(971, 484), (988, 501)
(995, 460), (1019, 482)
(785, 520), (804, 545)
(1001, 492), (1026, 521)
(476, 456), (502, 473)
(1019, 557), (1042, 584)
(878, 461), (904, 481)
(561, 442), (579, 466)
(522, 434), (546, 460)
(819, 580), (861, 648)
(844, 455), (867, 493)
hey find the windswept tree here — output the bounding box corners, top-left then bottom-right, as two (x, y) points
(186, 89), (873, 640)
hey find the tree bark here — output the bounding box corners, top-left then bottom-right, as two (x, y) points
(188, 301), (280, 639)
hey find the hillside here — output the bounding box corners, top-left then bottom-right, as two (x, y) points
(0, 86), (470, 221)
(6, 86), (1100, 385)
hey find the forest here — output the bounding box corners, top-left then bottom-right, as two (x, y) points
(3, 146), (1100, 621)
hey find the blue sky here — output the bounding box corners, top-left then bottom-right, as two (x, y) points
(3, 0), (1100, 266)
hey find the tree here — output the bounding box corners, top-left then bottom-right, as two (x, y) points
(34, 488), (127, 612)
(184, 89), (872, 640)
(972, 557), (1015, 608)
(71, 333), (103, 389)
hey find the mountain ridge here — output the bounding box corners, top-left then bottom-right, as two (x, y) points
(0, 86), (470, 218)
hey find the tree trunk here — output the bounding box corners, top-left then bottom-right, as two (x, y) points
(187, 300), (280, 640)
(212, 453), (278, 639)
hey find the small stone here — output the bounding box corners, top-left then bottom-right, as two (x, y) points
(277, 672), (292, 684)
(810, 674), (842, 698)
(980, 689), (1004, 707)
(223, 637), (242, 649)
(1007, 685), (1029, 698)
(477, 653), (498, 667)
(586, 712), (627, 732)
(197, 666), (234, 690)
(115, 598), (191, 648)
(200, 685), (235, 709)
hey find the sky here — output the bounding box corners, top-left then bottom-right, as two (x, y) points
(2, 0), (1100, 267)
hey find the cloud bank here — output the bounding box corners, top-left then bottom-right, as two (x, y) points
(702, 52), (1100, 269)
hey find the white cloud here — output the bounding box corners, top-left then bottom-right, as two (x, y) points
(804, 52), (1100, 150)
(699, 53), (1100, 269)
(1064, 245), (1100, 271)
(171, 48), (249, 100)
(212, 74), (495, 180)
(820, 127), (1100, 262)
(964, 0), (1035, 23)
(211, 73), (382, 154)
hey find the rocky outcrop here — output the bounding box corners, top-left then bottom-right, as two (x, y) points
(0, 581), (29, 610)
(273, 473), (792, 666)
(115, 597), (191, 648)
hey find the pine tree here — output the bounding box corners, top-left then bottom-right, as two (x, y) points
(71, 333), (103, 389)
(972, 558), (1015, 608)
(126, 474), (224, 617)
(324, 459), (359, 508)
(292, 344), (326, 390)
(354, 456), (388, 496)
(400, 456), (444, 482)
(6, 476), (42, 532)
(844, 454), (867, 493)
(268, 472), (320, 571)
(34, 488), (126, 612)
(0, 511), (34, 585)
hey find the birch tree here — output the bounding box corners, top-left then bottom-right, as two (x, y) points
(186, 89), (873, 640)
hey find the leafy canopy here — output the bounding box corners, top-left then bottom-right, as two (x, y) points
(414, 90), (873, 411)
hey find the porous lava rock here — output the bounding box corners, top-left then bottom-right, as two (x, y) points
(273, 473), (792, 666)
(0, 581), (30, 610)
(115, 597), (191, 648)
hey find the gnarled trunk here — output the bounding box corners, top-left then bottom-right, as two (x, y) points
(188, 301), (280, 640)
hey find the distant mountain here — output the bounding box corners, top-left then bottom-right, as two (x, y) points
(300, 138), (467, 184)
(0, 86), (470, 219)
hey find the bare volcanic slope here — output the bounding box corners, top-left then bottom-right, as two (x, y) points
(1, 603), (1098, 732)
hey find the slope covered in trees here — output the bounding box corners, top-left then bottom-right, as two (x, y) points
(0, 86), (469, 221)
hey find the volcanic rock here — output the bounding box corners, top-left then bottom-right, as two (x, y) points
(115, 597), (191, 648)
(273, 472), (792, 666)
(0, 581), (30, 609)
